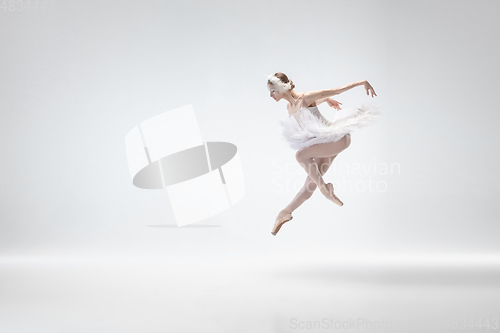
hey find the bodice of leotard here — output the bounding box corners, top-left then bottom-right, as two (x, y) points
(287, 93), (332, 126)
(290, 105), (333, 126)
(306, 106), (332, 125)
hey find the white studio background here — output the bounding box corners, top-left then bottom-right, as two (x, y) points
(0, 1), (500, 254)
(1, 0), (499, 258)
(2, 1), (500, 332)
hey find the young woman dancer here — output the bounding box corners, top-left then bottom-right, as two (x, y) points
(268, 72), (380, 236)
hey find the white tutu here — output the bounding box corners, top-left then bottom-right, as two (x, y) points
(276, 103), (382, 150)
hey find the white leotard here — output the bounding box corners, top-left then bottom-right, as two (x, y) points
(277, 100), (381, 151)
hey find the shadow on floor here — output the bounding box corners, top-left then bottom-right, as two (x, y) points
(145, 224), (222, 228)
(273, 265), (500, 286)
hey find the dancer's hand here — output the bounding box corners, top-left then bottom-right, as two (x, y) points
(326, 98), (342, 111)
(364, 80), (377, 97)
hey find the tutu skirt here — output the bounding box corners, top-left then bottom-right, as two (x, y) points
(276, 103), (382, 150)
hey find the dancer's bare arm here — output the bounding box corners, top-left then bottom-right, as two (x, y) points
(286, 103), (303, 128)
(303, 80), (376, 106)
(292, 114), (302, 129)
(290, 98), (333, 109)
(314, 98), (328, 105)
(314, 98), (342, 111)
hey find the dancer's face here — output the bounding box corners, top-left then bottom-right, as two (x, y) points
(267, 83), (283, 102)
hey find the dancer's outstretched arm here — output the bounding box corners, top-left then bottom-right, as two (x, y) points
(313, 97), (342, 111)
(315, 98), (328, 105)
(303, 80), (376, 106)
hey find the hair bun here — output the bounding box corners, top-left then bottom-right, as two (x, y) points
(267, 72), (294, 92)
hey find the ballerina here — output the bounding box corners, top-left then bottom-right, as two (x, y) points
(268, 72), (380, 236)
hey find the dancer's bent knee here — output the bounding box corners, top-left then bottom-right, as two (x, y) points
(345, 134), (351, 149)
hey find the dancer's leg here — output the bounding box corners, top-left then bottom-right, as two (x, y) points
(295, 135), (351, 189)
(279, 156), (337, 216)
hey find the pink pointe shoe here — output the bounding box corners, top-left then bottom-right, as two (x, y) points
(271, 212), (293, 236)
(320, 183), (344, 206)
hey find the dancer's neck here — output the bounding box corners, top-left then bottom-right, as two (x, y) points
(284, 90), (303, 105)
